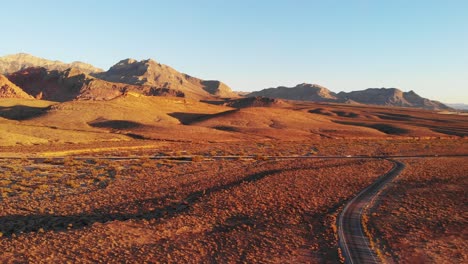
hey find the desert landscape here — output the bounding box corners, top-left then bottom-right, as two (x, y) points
(1, 1), (468, 262)
(0, 51), (466, 263)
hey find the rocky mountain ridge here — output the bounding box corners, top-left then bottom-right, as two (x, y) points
(6, 67), (197, 102)
(0, 53), (452, 110)
(249, 84), (450, 110)
(93, 58), (238, 99)
(3, 53), (237, 101)
(248, 83), (338, 102)
(0, 53), (102, 75)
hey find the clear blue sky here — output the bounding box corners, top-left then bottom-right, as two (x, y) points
(2, 0), (467, 103)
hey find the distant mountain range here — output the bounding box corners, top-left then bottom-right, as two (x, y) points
(446, 103), (468, 110)
(0, 53), (452, 110)
(248, 83), (450, 110)
(0, 53), (102, 75)
(248, 83), (338, 102)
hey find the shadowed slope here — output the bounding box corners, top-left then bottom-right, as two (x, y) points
(0, 74), (33, 99)
(7, 67), (194, 102)
(24, 95), (232, 129)
(187, 107), (388, 139)
(307, 103), (467, 137)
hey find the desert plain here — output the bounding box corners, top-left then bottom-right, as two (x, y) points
(0, 92), (466, 263)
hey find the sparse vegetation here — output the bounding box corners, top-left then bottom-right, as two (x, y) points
(0, 95), (466, 263)
(0, 158), (124, 201)
(369, 158), (467, 263)
(0, 154), (394, 263)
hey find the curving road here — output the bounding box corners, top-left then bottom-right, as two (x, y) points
(338, 159), (406, 264)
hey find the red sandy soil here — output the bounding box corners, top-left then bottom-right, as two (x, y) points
(1, 138), (467, 158)
(369, 157), (467, 263)
(0, 95), (466, 263)
(0, 158), (393, 263)
(1, 96), (467, 147)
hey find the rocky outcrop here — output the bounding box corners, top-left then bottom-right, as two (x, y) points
(0, 74), (33, 99)
(201, 80), (237, 98)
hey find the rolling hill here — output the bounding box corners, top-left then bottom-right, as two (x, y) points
(6, 67), (196, 102)
(0, 92), (465, 147)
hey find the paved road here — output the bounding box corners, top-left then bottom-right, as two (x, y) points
(338, 160), (406, 264)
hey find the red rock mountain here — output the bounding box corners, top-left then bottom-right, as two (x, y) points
(337, 88), (450, 110)
(93, 59), (238, 99)
(0, 74), (33, 99)
(248, 83), (338, 102)
(249, 84), (450, 110)
(6, 67), (194, 102)
(0, 54), (451, 110)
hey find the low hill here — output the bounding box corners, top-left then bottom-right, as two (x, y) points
(201, 80), (237, 98)
(0, 53), (102, 75)
(36, 95), (231, 128)
(222, 96), (289, 108)
(9, 95), (244, 143)
(187, 107), (388, 140)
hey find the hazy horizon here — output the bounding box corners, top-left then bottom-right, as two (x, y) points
(2, 0), (467, 103)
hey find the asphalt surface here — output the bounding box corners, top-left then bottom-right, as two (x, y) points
(338, 160), (406, 264)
